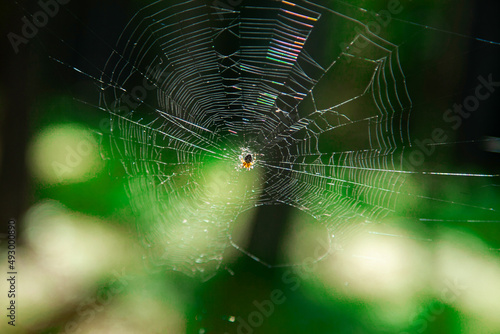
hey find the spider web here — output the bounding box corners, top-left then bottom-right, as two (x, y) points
(34, 0), (500, 278)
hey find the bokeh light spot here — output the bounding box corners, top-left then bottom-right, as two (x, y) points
(28, 123), (103, 184)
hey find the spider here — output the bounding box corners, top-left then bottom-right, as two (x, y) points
(239, 152), (255, 170)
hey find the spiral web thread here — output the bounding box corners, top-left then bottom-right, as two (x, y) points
(63, 0), (497, 277)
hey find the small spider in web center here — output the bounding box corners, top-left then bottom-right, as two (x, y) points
(240, 153), (255, 170)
